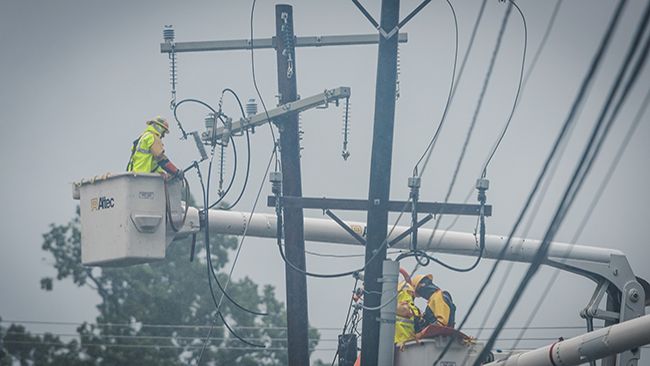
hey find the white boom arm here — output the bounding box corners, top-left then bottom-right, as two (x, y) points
(182, 207), (648, 365)
(485, 314), (650, 366)
(187, 208), (621, 265)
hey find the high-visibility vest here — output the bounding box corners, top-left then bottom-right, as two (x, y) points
(127, 126), (164, 174)
(394, 288), (420, 345)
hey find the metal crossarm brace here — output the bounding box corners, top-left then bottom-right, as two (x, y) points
(160, 33), (407, 53)
(204, 87), (351, 143)
(387, 214), (433, 248)
(267, 196), (492, 216)
(324, 210), (366, 245)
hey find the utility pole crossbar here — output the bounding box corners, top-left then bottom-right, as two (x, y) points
(160, 33), (408, 53)
(267, 196), (492, 216)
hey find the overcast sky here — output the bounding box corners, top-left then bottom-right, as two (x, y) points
(1, 0), (649, 363)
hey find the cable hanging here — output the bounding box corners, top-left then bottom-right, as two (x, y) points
(476, 3), (650, 362)
(432, 1), (629, 363)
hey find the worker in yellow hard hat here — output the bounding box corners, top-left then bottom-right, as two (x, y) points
(127, 116), (182, 177)
(411, 274), (456, 328)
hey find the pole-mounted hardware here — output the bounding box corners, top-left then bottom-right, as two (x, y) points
(202, 87), (351, 146)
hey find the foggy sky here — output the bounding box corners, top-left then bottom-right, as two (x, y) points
(1, 0), (649, 363)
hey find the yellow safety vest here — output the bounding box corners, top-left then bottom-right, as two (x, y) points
(127, 126), (164, 174)
(394, 288), (420, 345)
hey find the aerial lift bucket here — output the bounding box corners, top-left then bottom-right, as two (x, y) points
(72, 173), (186, 267)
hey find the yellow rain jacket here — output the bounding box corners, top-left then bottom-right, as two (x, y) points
(127, 125), (166, 173)
(394, 282), (420, 346)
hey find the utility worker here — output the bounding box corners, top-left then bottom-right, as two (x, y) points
(411, 274), (456, 329)
(127, 116), (181, 177)
(395, 280), (421, 350)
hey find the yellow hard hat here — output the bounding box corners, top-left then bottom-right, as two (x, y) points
(411, 274), (433, 290)
(398, 281), (415, 295)
(147, 116), (170, 135)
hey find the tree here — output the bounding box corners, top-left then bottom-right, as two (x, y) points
(1, 207), (320, 365)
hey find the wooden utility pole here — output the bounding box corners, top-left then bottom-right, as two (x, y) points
(274, 5), (310, 366)
(361, 0), (400, 365)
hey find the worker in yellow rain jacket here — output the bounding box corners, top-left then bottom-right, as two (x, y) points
(395, 281), (421, 350)
(127, 116), (181, 177)
(412, 274), (456, 328)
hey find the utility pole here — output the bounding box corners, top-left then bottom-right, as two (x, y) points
(362, 0), (400, 365)
(274, 5), (309, 366)
(160, 9), (407, 366)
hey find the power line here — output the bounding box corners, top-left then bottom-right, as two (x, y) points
(520, 0), (562, 93)
(507, 50), (650, 361)
(416, 0), (522, 274)
(432, 0), (629, 363)
(416, 0), (488, 175)
(0, 319), (603, 331)
(475, 1), (650, 361)
(430, 0), (565, 238)
(413, 0), (460, 175)
(249, 0), (279, 168)
(480, 0), (528, 177)
(195, 146), (277, 363)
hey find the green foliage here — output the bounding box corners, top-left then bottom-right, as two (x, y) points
(1, 208), (321, 365)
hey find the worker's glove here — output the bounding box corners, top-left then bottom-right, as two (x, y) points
(172, 169), (184, 181)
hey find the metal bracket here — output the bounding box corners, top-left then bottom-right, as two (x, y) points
(267, 196), (491, 216)
(547, 254), (646, 366)
(580, 280), (620, 323)
(388, 214), (433, 248)
(203, 87), (351, 143)
(325, 209), (366, 245)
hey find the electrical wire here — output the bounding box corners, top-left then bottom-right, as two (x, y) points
(520, 0), (563, 94)
(480, 0), (527, 178)
(475, 2), (650, 362)
(508, 86), (648, 351)
(432, 1), (629, 363)
(172, 98), (240, 210)
(0, 319), (606, 331)
(417, 1), (521, 276)
(413, 0), (460, 175)
(196, 165), (265, 350)
(195, 147), (278, 363)
(217, 88), (252, 210)
(433, 0), (564, 238)
(467, 93), (588, 348)
(273, 199), (410, 279)
(330, 278), (359, 366)
(415, 0), (488, 175)
(303, 248), (404, 259)
(250, 0), (279, 168)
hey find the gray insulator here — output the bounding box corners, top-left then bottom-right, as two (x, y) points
(163, 25), (175, 42)
(205, 113), (216, 129)
(245, 98), (258, 117)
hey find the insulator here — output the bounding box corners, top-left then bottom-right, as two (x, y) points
(163, 25), (175, 43)
(341, 98), (351, 161)
(217, 143), (227, 197)
(166, 25), (178, 109)
(245, 98), (258, 117)
(298, 113), (304, 157)
(205, 113), (216, 129)
(395, 46), (401, 100)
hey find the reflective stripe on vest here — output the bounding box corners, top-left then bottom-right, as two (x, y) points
(396, 316), (414, 325)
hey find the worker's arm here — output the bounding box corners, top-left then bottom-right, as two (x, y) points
(151, 136), (180, 176)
